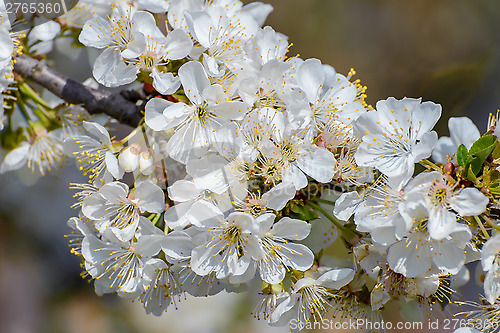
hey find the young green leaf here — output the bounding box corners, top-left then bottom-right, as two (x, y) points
(290, 202), (319, 221)
(469, 156), (482, 176)
(469, 135), (496, 163)
(456, 144), (468, 167)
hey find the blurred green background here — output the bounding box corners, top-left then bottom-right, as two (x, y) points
(263, 0), (500, 134)
(1, 1), (500, 332)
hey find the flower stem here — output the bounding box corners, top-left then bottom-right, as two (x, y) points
(316, 198), (336, 206)
(474, 215), (490, 239)
(420, 159), (441, 171)
(309, 202), (349, 234)
(15, 90), (33, 125)
(19, 82), (52, 110)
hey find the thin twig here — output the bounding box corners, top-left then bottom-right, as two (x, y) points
(13, 54), (144, 127)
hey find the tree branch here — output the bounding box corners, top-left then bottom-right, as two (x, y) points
(13, 54), (143, 127)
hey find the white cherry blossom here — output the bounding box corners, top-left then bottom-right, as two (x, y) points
(259, 127), (336, 190)
(64, 121), (123, 185)
(144, 61), (249, 163)
(82, 180), (165, 241)
(79, 5), (163, 86)
(255, 214), (314, 284)
(270, 267), (355, 327)
(404, 171), (488, 240)
(189, 201), (261, 283)
(139, 258), (183, 316)
(481, 234), (500, 304)
(432, 116), (480, 164)
(387, 201), (472, 277)
(185, 5), (258, 76)
(354, 97), (441, 178)
(291, 58), (367, 134)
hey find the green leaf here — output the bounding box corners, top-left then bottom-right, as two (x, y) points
(469, 157), (482, 177)
(467, 165), (478, 183)
(0, 126), (25, 150)
(290, 202), (319, 221)
(491, 142), (500, 160)
(456, 144), (468, 167)
(469, 135), (497, 163)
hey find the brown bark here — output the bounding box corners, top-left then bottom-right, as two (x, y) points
(13, 54), (144, 127)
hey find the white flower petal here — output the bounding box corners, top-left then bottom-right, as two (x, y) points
(270, 217), (311, 240)
(164, 200), (192, 230)
(296, 147), (336, 183)
(485, 264), (500, 304)
(105, 151), (123, 179)
(161, 231), (193, 259)
(111, 217), (140, 242)
(296, 58), (324, 103)
(184, 10), (213, 48)
(151, 69), (181, 95)
(187, 200), (224, 228)
(259, 258), (285, 284)
(432, 136), (455, 164)
(132, 11), (164, 39)
(165, 29), (193, 60)
(432, 239), (466, 275)
(190, 243), (223, 276)
(121, 30), (146, 58)
(168, 180), (198, 202)
(135, 181), (165, 213)
(261, 181), (296, 211)
(450, 187), (488, 217)
(79, 16), (112, 48)
(255, 213), (276, 235)
(334, 191), (363, 221)
(387, 236), (431, 277)
(280, 243), (314, 271)
(317, 268), (355, 290)
(242, 2), (273, 27)
(481, 235), (500, 272)
(178, 61), (210, 105)
(0, 142), (29, 173)
(92, 48), (138, 87)
(427, 207), (458, 240)
(411, 131), (438, 162)
(81, 193), (107, 220)
(30, 20), (61, 42)
(83, 121), (111, 145)
(99, 181), (129, 202)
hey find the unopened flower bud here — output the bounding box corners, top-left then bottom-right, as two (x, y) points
(143, 83), (155, 94)
(139, 149), (154, 175)
(443, 161), (455, 174)
(118, 144), (140, 172)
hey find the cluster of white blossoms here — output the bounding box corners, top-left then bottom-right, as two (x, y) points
(2, 0), (500, 331)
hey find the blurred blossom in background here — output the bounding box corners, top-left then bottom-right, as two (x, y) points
(1, 0), (500, 332)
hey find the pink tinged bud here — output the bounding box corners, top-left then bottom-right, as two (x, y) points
(118, 144), (140, 173)
(139, 150), (154, 175)
(443, 161), (455, 174)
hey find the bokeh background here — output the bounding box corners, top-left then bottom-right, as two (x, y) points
(1, 0), (500, 332)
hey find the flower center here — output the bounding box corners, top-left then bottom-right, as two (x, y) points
(223, 225), (246, 257)
(110, 19), (134, 50)
(257, 158), (284, 185)
(195, 104), (210, 124)
(139, 53), (158, 70)
(224, 226), (242, 244)
(298, 284), (335, 321)
(280, 143), (297, 162)
(429, 181), (451, 208)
